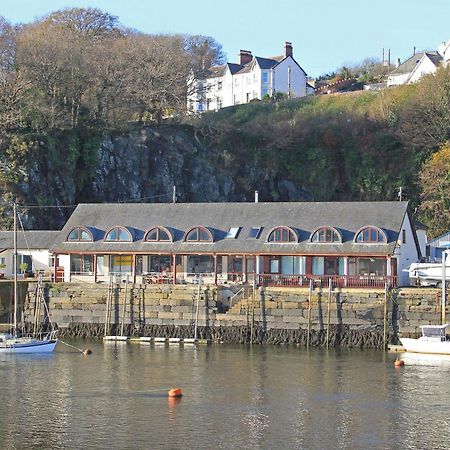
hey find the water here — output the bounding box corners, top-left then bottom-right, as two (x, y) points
(1, 342), (450, 450)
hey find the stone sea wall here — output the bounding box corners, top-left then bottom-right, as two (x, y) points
(23, 282), (445, 348)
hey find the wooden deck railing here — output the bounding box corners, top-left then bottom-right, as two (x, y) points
(256, 274), (397, 288)
(140, 272), (397, 288)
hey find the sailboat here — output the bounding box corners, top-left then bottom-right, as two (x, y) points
(0, 203), (57, 353)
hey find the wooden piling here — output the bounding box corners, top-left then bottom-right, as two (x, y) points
(326, 278), (332, 348)
(307, 279), (313, 349)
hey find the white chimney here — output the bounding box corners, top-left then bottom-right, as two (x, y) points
(254, 190), (259, 203)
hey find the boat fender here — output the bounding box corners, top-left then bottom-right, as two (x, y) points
(168, 388), (183, 398)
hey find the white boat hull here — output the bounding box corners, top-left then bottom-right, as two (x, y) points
(400, 337), (450, 355)
(0, 339), (57, 354)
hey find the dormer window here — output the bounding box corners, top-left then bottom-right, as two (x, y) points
(267, 226), (297, 243)
(104, 226), (132, 242)
(184, 226), (213, 242)
(67, 227), (93, 242)
(355, 226), (387, 243)
(311, 227), (341, 243)
(145, 227), (172, 242)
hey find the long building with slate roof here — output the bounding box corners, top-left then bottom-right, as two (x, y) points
(50, 201), (421, 287)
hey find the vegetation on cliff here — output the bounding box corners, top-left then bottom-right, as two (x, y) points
(0, 8), (449, 237)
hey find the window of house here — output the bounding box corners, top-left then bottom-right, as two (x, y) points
(267, 226), (297, 243)
(234, 78), (240, 86)
(217, 81), (222, 90)
(402, 229), (406, 244)
(188, 255), (214, 274)
(226, 227), (241, 239)
(355, 226), (387, 243)
(104, 227), (132, 242)
(217, 98), (222, 109)
(148, 255), (172, 273)
(348, 257), (386, 276)
(184, 226), (213, 242)
(261, 87), (268, 96)
(67, 227), (92, 242)
(70, 254), (94, 274)
(206, 99), (211, 110)
(248, 227), (262, 239)
(311, 227), (341, 243)
(109, 255), (133, 274)
(262, 72), (269, 83)
(246, 93), (250, 102)
(145, 227), (171, 242)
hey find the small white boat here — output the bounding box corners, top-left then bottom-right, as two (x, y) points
(400, 324), (450, 355)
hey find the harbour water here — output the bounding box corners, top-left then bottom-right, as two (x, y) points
(1, 342), (450, 449)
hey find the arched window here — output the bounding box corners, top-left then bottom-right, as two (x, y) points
(184, 226), (213, 242)
(67, 227), (93, 242)
(355, 226), (387, 243)
(104, 226), (132, 242)
(310, 227), (341, 243)
(145, 227), (172, 242)
(267, 226), (297, 243)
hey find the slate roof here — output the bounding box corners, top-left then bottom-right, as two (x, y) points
(389, 51), (442, 76)
(51, 202), (410, 256)
(0, 231), (60, 251)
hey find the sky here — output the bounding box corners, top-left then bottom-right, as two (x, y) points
(1, 0), (449, 77)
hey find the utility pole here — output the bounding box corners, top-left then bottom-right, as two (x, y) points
(172, 185), (176, 203)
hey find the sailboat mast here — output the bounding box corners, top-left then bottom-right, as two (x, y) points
(13, 202), (18, 336)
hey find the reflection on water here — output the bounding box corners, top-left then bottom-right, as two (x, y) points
(1, 343), (450, 449)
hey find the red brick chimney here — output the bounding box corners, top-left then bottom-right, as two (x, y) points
(284, 41), (293, 58)
(239, 50), (253, 65)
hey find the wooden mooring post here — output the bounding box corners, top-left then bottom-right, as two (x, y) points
(326, 278), (332, 348)
(383, 282), (388, 349)
(307, 279), (313, 349)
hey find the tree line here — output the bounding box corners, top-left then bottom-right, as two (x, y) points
(0, 8), (223, 132)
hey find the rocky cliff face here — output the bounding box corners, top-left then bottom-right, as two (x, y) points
(23, 125), (311, 228)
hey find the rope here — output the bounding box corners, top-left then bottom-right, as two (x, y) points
(57, 338), (84, 353)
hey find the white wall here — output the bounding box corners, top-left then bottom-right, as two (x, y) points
(395, 214), (420, 286)
(0, 249), (53, 277)
(59, 254), (71, 282)
(408, 56), (438, 83)
(272, 57), (307, 97)
(387, 72), (410, 87)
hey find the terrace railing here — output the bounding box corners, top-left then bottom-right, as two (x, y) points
(256, 274), (397, 289)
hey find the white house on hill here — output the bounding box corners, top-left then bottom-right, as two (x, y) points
(188, 42), (310, 113)
(387, 38), (450, 87)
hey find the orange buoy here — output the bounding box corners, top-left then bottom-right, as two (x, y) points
(394, 358), (404, 367)
(83, 349), (92, 356)
(168, 388), (183, 398)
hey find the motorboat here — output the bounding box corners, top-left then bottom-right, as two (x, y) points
(400, 324), (450, 355)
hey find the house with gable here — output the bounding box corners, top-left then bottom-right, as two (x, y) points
(387, 39), (450, 87)
(188, 42), (310, 113)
